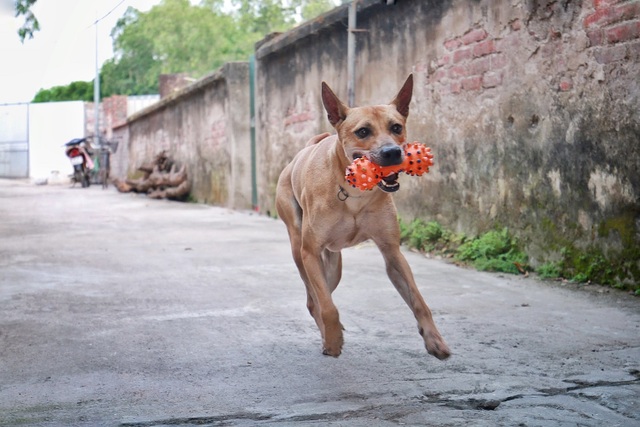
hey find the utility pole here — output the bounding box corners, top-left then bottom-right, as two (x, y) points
(347, 0), (358, 107)
(94, 15), (100, 144)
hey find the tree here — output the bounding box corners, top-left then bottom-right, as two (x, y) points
(32, 81), (94, 103)
(27, 0), (341, 100)
(101, 0), (247, 96)
(15, 0), (39, 42)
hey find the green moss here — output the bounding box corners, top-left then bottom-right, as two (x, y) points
(399, 215), (639, 292)
(598, 211), (637, 247)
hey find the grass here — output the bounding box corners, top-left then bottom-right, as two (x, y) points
(398, 217), (639, 294)
(399, 219), (528, 275)
(455, 227), (528, 275)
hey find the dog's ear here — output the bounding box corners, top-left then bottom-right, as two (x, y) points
(322, 82), (348, 127)
(390, 74), (413, 118)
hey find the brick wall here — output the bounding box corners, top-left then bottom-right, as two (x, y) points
(255, 0), (639, 278)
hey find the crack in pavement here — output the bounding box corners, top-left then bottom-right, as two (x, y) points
(118, 373), (640, 426)
(419, 370), (640, 411)
(119, 412), (273, 427)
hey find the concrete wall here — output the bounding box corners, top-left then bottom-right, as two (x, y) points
(112, 62), (252, 209)
(254, 0), (639, 276)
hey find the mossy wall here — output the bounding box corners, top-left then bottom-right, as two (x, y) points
(255, 0), (639, 285)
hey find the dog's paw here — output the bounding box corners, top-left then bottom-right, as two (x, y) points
(322, 346), (342, 357)
(426, 340), (451, 360)
(322, 330), (344, 357)
(421, 328), (451, 360)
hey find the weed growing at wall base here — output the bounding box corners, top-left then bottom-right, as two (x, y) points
(399, 218), (639, 294)
(456, 228), (528, 275)
(399, 219), (528, 275)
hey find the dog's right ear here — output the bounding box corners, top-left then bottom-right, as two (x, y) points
(321, 82), (348, 127)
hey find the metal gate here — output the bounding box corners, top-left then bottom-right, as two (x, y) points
(0, 104), (29, 178)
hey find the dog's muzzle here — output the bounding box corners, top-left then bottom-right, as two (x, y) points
(376, 145), (403, 167)
(378, 173), (400, 192)
(373, 145), (403, 193)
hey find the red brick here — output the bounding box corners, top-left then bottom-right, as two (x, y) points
(593, 45), (628, 63)
(437, 54), (451, 67)
(462, 28), (488, 45)
(468, 56), (491, 75)
(450, 81), (462, 94)
(448, 64), (468, 79)
(584, 3), (640, 29)
(444, 38), (462, 51)
(587, 29), (605, 46)
(482, 71), (503, 88)
(473, 39), (496, 57)
(490, 53), (508, 70)
(559, 77), (573, 92)
(595, 0), (624, 10)
(453, 47), (472, 63)
(606, 20), (640, 43)
(461, 76), (482, 91)
(429, 68), (448, 84)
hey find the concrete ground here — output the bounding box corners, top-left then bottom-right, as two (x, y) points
(0, 179), (638, 427)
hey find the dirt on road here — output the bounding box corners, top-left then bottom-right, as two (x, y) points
(0, 180), (639, 426)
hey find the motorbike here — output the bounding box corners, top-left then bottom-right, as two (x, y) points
(64, 138), (94, 188)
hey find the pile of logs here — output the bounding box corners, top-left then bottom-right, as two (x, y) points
(113, 151), (191, 200)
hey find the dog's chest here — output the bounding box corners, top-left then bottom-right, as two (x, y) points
(323, 214), (373, 251)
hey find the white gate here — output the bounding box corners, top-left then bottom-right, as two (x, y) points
(0, 104), (29, 178)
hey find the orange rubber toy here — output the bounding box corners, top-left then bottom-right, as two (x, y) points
(344, 142), (434, 191)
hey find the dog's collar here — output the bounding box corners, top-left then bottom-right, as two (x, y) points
(337, 185), (363, 201)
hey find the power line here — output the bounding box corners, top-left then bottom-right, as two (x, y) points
(87, 0), (127, 28)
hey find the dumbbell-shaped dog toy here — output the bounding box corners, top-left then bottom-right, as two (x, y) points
(345, 142), (434, 191)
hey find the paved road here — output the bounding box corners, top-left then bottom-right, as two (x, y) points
(0, 180), (639, 427)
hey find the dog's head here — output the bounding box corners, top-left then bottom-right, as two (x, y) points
(321, 75), (413, 193)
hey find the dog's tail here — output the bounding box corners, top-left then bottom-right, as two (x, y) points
(305, 132), (331, 146)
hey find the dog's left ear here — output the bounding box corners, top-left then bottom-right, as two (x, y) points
(390, 74), (413, 118)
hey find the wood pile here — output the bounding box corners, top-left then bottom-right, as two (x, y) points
(113, 151), (191, 201)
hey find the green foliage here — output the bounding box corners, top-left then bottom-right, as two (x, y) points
(408, 220), (444, 252)
(32, 81), (95, 103)
(301, 0), (337, 20)
(399, 217), (638, 292)
(15, 0), (39, 42)
(24, 0), (339, 98)
(559, 246), (619, 285)
(456, 228), (528, 275)
(399, 218), (460, 254)
(536, 261), (562, 279)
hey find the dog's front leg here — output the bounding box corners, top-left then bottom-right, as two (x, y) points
(377, 243), (451, 360)
(300, 243), (344, 357)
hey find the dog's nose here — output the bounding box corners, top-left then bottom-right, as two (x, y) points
(378, 145), (403, 166)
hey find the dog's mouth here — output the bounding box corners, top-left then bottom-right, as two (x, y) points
(378, 173), (400, 193)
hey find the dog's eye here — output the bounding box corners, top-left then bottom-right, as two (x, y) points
(391, 124), (403, 134)
(355, 127), (370, 139)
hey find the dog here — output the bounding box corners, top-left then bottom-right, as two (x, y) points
(275, 74), (450, 360)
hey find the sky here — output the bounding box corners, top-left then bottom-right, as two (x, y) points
(0, 0), (163, 104)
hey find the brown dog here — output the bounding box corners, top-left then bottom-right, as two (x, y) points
(275, 74), (450, 360)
